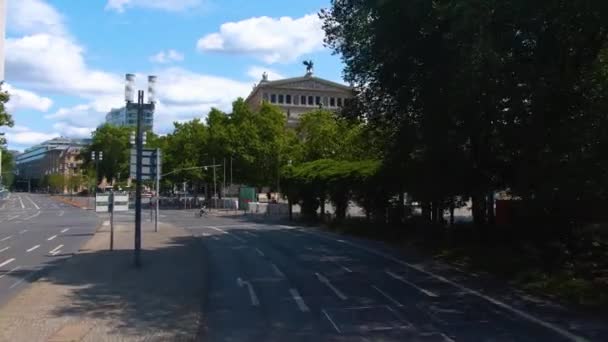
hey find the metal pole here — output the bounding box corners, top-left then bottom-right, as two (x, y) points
(110, 192), (114, 251)
(213, 157), (216, 208)
(223, 158), (226, 197)
(134, 90), (144, 268)
(230, 156), (233, 189)
(155, 148), (160, 232)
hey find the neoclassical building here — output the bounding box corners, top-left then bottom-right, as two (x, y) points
(245, 68), (354, 126)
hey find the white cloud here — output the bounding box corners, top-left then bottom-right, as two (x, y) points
(52, 122), (94, 138)
(5, 34), (122, 97)
(7, 0), (66, 36)
(3, 83), (53, 112)
(246, 66), (284, 81)
(151, 67), (252, 132)
(197, 14), (325, 64)
(3, 126), (58, 146)
(106, 0), (202, 13)
(49, 67), (252, 135)
(150, 49), (185, 64)
(4, 0), (252, 146)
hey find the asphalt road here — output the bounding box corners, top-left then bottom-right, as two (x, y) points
(155, 209), (606, 342)
(0, 193), (98, 306)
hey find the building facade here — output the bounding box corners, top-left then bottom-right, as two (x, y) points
(105, 106), (154, 130)
(15, 137), (90, 192)
(245, 70), (354, 126)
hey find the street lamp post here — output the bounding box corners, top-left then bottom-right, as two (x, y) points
(125, 73), (156, 268)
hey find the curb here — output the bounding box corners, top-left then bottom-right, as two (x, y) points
(51, 196), (92, 210)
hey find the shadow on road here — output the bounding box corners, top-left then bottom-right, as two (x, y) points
(9, 233), (205, 340)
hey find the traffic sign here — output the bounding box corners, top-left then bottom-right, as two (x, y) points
(130, 148), (161, 180)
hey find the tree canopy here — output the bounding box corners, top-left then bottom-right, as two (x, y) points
(321, 0), (608, 224)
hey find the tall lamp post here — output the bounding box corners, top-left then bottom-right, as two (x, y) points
(125, 73), (156, 268)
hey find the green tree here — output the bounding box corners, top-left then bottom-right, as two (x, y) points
(321, 0), (608, 225)
(1, 147), (14, 187)
(82, 124), (133, 185)
(163, 118), (208, 192)
(0, 84), (14, 146)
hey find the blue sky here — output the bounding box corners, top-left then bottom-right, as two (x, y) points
(2, 0), (344, 151)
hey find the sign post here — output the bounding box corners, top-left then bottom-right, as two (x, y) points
(130, 147), (162, 232)
(155, 148), (161, 232)
(109, 192), (114, 251)
(101, 192), (129, 251)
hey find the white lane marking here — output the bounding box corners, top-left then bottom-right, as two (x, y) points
(49, 245), (63, 255)
(0, 266), (21, 279)
(7, 215), (20, 221)
(18, 196), (25, 209)
(289, 288), (310, 312)
(0, 258), (16, 268)
(271, 263), (285, 278)
(0, 247), (10, 253)
(440, 333), (456, 342)
(254, 248), (265, 257)
(25, 196), (40, 210)
(47, 235), (58, 241)
(0, 236), (12, 242)
(322, 309), (341, 333)
(60, 228), (70, 233)
(26, 245), (41, 253)
(372, 285), (404, 307)
(292, 227), (588, 342)
(342, 266), (353, 273)
(386, 270), (439, 298)
(316, 272), (348, 300)
(23, 211), (41, 220)
(19, 229), (27, 234)
(237, 277), (259, 306)
(58, 210), (65, 217)
(207, 226), (246, 243)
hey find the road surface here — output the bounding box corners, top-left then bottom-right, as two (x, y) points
(156, 210), (604, 342)
(0, 193), (98, 305)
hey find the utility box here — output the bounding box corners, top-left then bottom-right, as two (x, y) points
(238, 187), (257, 211)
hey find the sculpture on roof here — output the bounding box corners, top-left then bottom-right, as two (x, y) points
(262, 71), (268, 81)
(303, 60), (314, 75)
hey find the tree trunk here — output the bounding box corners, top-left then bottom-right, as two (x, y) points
(398, 191), (405, 223)
(449, 200), (455, 226)
(486, 192), (495, 225)
(422, 202), (431, 222)
(472, 194), (486, 226)
(320, 195), (326, 218)
(288, 197), (293, 221)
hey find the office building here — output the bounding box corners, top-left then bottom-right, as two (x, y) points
(15, 137), (90, 191)
(105, 106), (154, 130)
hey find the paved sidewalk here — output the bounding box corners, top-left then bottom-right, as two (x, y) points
(0, 222), (205, 341)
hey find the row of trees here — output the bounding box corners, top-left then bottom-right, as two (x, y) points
(1, 84), (15, 188)
(319, 0), (608, 225)
(82, 99), (373, 201)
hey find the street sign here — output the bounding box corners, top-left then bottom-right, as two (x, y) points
(95, 194), (110, 212)
(113, 194), (129, 211)
(130, 148), (161, 180)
